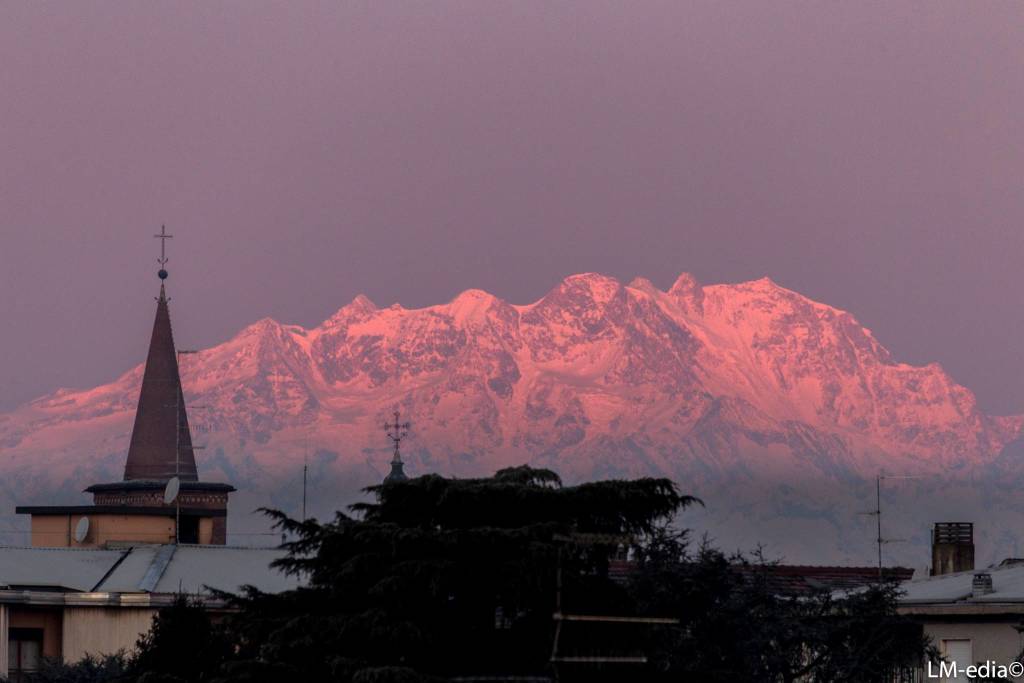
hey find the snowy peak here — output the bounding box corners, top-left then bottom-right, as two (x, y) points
(667, 272), (705, 315)
(3, 270), (1022, 564)
(323, 294), (378, 329)
(0, 270), (1020, 517)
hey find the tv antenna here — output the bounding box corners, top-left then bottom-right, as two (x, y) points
(860, 473), (925, 580)
(73, 516), (90, 544)
(171, 349), (201, 543)
(163, 476), (180, 505)
(302, 429), (310, 521)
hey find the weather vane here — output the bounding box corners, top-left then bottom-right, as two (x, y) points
(384, 411), (411, 461)
(154, 225), (173, 280)
(382, 411), (412, 483)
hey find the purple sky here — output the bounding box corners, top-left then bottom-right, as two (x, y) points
(2, 2), (1023, 414)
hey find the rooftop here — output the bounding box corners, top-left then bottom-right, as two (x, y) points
(0, 544), (299, 597)
(899, 561), (1024, 607)
(741, 565), (915, 596)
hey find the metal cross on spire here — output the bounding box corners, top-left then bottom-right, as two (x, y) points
(384, 411), (410, 461)
(154, 225), (173, 280)
(383, 411), (411, 483)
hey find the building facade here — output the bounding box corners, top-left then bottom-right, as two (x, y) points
(1, 258), (294, 680)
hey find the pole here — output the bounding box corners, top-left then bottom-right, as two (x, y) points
(173, 350), (199, 544)
(876, 475), (882, 580)
(302, 431), (309, 521)
(302, 460), (308, 522)
(175, 382), (180, 545)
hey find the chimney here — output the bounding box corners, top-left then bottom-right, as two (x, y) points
(972, 572), (994, 597)
(931, 523), (974, 576)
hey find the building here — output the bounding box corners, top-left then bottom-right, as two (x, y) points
(0, 242), (297, 681)
(16, 260), (234, 547)
(0, 544), (297, 680)
(892, 523), (1024, 680)
(899, 560), (1024, 679)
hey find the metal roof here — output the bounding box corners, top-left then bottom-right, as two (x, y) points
(899, 561), (1024, 605)
(0, 546), (124, 592)
(0, 544), (300, 597)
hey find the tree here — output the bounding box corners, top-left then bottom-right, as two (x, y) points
(18, 653), (128, 683)
(18, 597), (227, 683)
(214, 466), (694, 682)
(628, 526), (936, 682)
(130, 596), (231, 683)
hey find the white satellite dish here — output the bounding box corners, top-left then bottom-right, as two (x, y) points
(163, 476), (180, 505)
(73, 516), (90, 543)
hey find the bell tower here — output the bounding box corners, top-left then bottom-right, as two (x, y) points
(17, 228), (235, 547)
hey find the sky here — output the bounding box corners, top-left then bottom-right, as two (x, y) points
(1, 2), (1023, 414)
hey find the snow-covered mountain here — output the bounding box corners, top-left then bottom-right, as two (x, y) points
(2, 272), (1021, 565)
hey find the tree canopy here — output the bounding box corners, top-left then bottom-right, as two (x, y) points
(217, 466), (694, 682)
(15, 466), (935, 683)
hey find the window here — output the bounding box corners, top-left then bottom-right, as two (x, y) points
(179, 516), (200, 544)
(8, 627), (43, 683)
(940, 639), (972, 683)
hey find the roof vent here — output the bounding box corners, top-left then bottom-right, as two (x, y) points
(972, 572), (994, 597)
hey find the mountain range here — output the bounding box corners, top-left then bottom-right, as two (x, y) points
(3, 272), (1022, 566)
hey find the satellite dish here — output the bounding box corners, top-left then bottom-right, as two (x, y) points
(73, 516), (90, 543)
(163, 476), (180, 505)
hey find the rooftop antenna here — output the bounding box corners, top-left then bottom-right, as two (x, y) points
(859, 473), (924, 580)
(73, 516), (90, 544)
(302, 430), (309, 521)
(172, 349), (200, 543)
(383, 411), (411, 483)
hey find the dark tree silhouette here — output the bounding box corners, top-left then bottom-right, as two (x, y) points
(214, 466), (694, 682)
(16, 468), (935, 683)
(628, 528), (936, 682)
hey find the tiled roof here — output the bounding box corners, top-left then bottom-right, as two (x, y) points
(745, 565), (915, 596)
(606, 559), (912, 594)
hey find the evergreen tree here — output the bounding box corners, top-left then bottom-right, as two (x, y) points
(214, 466), (694, 682)
(130, 596), (230, 683)
(18, 468), (936, 683)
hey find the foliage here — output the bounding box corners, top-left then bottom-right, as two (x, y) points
(22, 653), (128, 683)
(130, 596), (231, 683)
(15, 467), (936, 683)
(19, 598), (228, 683)
(628, 527), (936, 682)
(213, 466), (693, 682)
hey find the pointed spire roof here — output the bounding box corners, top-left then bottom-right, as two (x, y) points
(123, 283), (199, 481)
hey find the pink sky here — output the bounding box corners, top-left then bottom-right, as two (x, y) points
(1, 2), (1023, 413)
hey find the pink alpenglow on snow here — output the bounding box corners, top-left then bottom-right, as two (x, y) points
(2, 273), (1021, 562)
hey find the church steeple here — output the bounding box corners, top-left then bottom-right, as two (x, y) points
(17, 227), (235, 546)
(123, 281), (198, 481)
